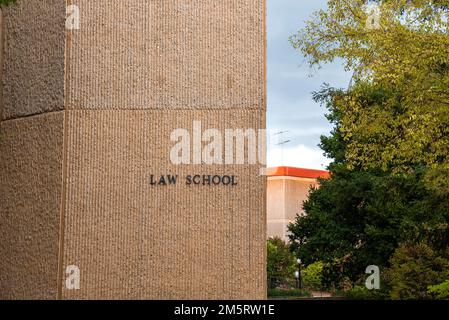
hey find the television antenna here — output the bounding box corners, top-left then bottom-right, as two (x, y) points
(274, 130), (290, 166)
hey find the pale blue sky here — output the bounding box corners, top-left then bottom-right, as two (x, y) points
(266, 0), (352, 169)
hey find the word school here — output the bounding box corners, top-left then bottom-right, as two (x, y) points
(150, 174), (238, 186)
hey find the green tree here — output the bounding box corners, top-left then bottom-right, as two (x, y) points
(288, 86), (449, 288)
(291, 0), (449, 191)
(0, 0), (16, 7)
(288, 0), (449, 296)
(267, 237), (296, 285)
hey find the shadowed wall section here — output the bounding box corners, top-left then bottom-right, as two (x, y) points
(0, 112), (64, 299)
(1, 0), (65, 120)
(0, 1), (65, 300)
(266, 167), (330, 242)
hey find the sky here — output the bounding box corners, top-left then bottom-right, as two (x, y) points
(266, 0), (352, 170)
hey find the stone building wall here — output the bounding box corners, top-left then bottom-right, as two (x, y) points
(0, 1), (266, 300)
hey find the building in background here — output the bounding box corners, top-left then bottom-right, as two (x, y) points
(267, 167), (330, 242)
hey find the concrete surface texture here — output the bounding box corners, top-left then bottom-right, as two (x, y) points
(0, 112), (64, 299)
(1, 0), (65, 120)
(0, 1), (266, 299)
(66, 0), (265, 110)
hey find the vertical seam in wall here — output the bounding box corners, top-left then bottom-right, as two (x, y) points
(57, 1), (72, 300)
(57, 105), (69, 300)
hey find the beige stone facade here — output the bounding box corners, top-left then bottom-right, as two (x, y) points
(267, 167), (330, 242)
(0, 1), (266, 300)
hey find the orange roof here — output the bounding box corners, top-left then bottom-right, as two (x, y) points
(267, 166), (330, 179)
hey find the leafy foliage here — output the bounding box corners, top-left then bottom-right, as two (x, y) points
(344, 285), (389, 300)
(0, 0), (16, 7)
(302, 261), (324, 290)
(288, 0), (449, 298)
(288, 86), (449, 290)
(428, 279), (449, 299)
(267, 238), (297, 282)
(291, 0), (449, 191)
(385, 243), (449, 299)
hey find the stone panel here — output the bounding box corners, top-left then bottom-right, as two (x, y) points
(0, 0), (266, 300)
(2, 1), (65, 120)
(66, 0), (265, 110)
(0, 112), (64, 299)
(61, 109), (266, 299)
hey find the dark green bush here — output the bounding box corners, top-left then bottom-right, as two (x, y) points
(267, 237), (296, 288)
(385, 243), (449, 300)
(0, 0), (16, 7)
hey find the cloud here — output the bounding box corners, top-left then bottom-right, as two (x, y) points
(267, 144), (331, 170)
(267, 0), (351, 165)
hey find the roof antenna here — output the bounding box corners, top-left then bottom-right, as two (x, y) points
(274, 131), (290, 166)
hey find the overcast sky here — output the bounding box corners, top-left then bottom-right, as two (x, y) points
(266, 0), (352, 170)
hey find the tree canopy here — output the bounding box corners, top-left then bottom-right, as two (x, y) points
(0, 0), (16, 7)
(288, 0), (449, 297)
(290, 0), (449, 192)
(289, 87), (449, 288)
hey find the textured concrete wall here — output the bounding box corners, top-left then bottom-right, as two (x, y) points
(61, 110), (266, 299)
(0, 112), (64, 299)
(1, 0), (266, 299)
(66, 0), (265, 110)
(0, 0), (65, 300)
(1, 0), (65, 120)
(61, 0), (266, 299)
(1, 9), (4, 121)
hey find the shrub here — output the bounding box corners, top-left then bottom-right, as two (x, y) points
(428, 280), (449, 300)
(267, 237), (296, 288)
(385, 243), (449, 300)
(302, 261), (324, 290)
